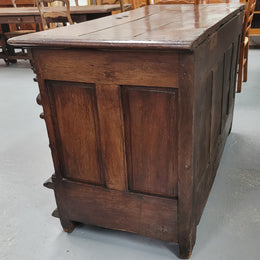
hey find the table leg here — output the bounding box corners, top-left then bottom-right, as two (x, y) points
(0, 24), (17, 64)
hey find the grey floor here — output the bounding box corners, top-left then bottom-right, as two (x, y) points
(0, 50), (259, 260)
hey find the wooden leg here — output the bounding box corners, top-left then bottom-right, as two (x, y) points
(178, 226), (196, 259)
(243, 43), (249, 82)
(228, 121), (232, 135)
(59, 216), (75, 233)
(237, 48), (243, 93)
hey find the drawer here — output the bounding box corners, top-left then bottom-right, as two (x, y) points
(0, 15), (35, 24)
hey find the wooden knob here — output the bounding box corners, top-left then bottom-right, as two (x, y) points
(36, 94), (42, 105)
(40, 112), (44, 119)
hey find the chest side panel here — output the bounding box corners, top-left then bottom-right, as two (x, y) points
(32, 48), (179, 241)
(193, 11), (243, 223)
(122, 86), (178, 197)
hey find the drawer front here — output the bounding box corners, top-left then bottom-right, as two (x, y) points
(0, 15), (35, 24)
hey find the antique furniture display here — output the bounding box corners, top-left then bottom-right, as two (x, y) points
(0, 0), (35, 7)
(130, 0), (229, 9)
(36, 0), (73, 30)
(9, 4), (244, 259)
(237, 0), (256, 92)
(0, 4), (128, 63)
(0, 0), (36, 63)
(1, 0), (36, 64)
(248, 0), (260, 35)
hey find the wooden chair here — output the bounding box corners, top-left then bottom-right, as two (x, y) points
(153, 0), (197, 4)
(237, 0), (256, 93)
(131, 0), (229, 9)
(11, 0), (17, 8)
(131, 0), (197, 8)
(36, 0), (73, 30)
(77, 0), (127, 13)
(95, 0), (126, 12)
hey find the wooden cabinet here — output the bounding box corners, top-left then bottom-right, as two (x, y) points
(9, 4), (244, 259)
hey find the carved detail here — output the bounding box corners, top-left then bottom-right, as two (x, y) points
(52, 208), (59, 218)
(40, 112), (45, 119)
(36, 93), (42, 105)
(43, 176), (54, 189)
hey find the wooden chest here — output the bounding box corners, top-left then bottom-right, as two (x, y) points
(9, 4), (244, 258)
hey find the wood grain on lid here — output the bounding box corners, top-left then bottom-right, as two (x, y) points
(9, 4), (244, 50)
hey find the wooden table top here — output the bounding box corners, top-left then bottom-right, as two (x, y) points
(0, 4), (129, 16)
(9, 4), (244, 50)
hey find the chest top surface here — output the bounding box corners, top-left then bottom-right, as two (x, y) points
(9, 4), (244, 50)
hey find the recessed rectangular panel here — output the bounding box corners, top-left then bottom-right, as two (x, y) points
(210, 61), (224, 155)
(222, 44), (234, 129)
(47, 81), (102, 185)
(194, 73), (212, 179)
(122, 86), (178, 197)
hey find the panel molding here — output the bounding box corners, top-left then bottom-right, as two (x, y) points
(122, 85), (178, 198)
(46, 80), (104, 185)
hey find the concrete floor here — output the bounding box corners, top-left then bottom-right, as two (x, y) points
(0, 50), (259, 260)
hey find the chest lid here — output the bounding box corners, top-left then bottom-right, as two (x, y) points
(9, 4), (244, 51)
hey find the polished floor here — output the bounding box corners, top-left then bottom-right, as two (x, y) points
(0, 50), (259, 260)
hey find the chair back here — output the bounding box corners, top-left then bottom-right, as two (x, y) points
(12, 0), (17, 7)
(96, 0), (125, 12)
(131, 0), (230, 9)
(243, 0), (256, 39)
(237, 0), (256, 92)
(152, 0), (196, 3)
(36, 0), (73, 30)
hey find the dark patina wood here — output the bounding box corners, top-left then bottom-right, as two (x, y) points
(0, 4), (130, 62)
(9, 4), (244, 258)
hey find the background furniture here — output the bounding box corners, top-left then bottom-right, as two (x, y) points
(0, 0), (36, 33)
(131, 0), (229, 10)
(10, 3), (244, 259)
(247, 0), (260, 35)
(237, 0), (256, 92)
(0, 0), (35, 7)
(36, 0), (73, 30)
(1, 0), (36, 64)
(0, 4), (126, 63)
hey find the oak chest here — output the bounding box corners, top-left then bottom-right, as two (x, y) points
(10, 4), (244, 258)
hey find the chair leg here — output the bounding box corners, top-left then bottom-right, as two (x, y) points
(0, 35), (9, 65)
(243, 43), (249, 82)
(237, 45), (244, 93)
